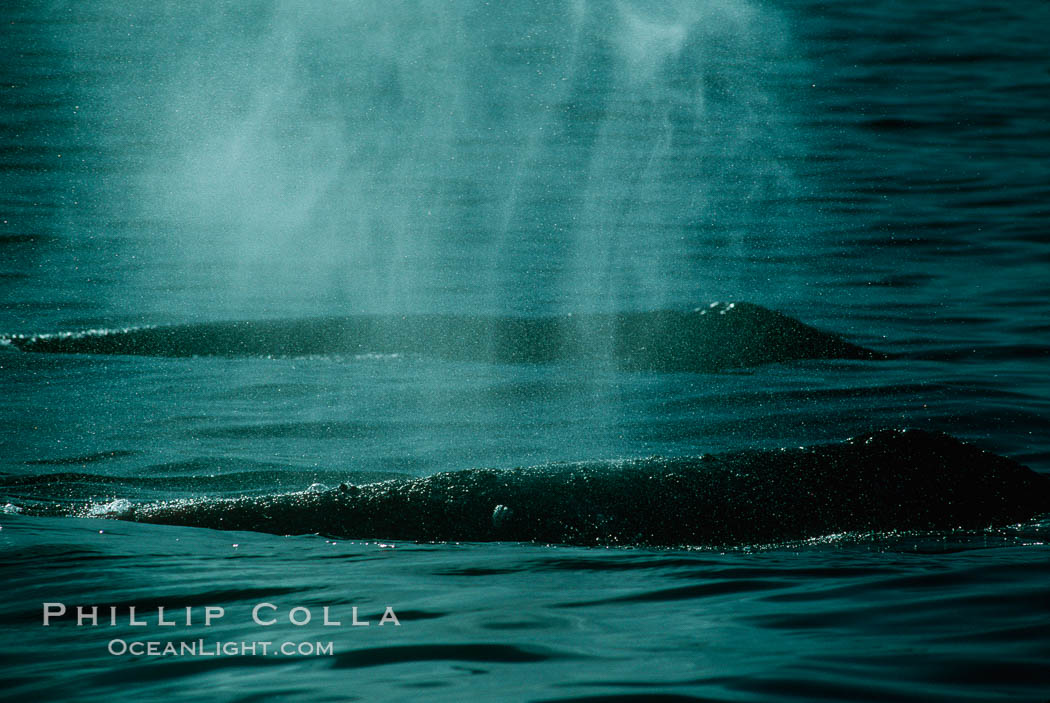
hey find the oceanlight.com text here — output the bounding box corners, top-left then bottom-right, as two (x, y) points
(107, 639), (334, 657)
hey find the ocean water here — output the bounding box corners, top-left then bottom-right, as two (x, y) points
(2, 0), (1050, 700)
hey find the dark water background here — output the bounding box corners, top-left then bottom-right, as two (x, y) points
(2, 0), (1050, 700)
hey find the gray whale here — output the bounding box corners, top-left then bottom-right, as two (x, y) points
(119, 430), (1049, 547)
(3, 302), (886, 372)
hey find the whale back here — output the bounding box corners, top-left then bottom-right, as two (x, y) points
(111, 430), (1050, 547)
(3, 302), (885, 372)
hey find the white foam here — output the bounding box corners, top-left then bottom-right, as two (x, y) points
(85, 499), (133, 517)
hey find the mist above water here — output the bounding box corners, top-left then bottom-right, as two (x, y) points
(77, 0), (803, 319)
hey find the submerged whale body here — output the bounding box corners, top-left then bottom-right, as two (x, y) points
(120, 430), (1049, 547)
(3, 302), (885, 371)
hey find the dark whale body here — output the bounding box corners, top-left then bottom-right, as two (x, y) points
(4, 302), (885, 372)
(123, 430), (1050, 547)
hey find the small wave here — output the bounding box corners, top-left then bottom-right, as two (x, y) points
(23, 450), (138, 466)
(87, 430), (1050, 548)
(0, 468), (405, 502)
(0, 303), (886, 372)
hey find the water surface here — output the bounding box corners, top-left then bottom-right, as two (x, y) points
(2, 0), (1049, 700)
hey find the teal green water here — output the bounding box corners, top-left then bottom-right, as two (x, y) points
(2, 0), (1050, 700)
